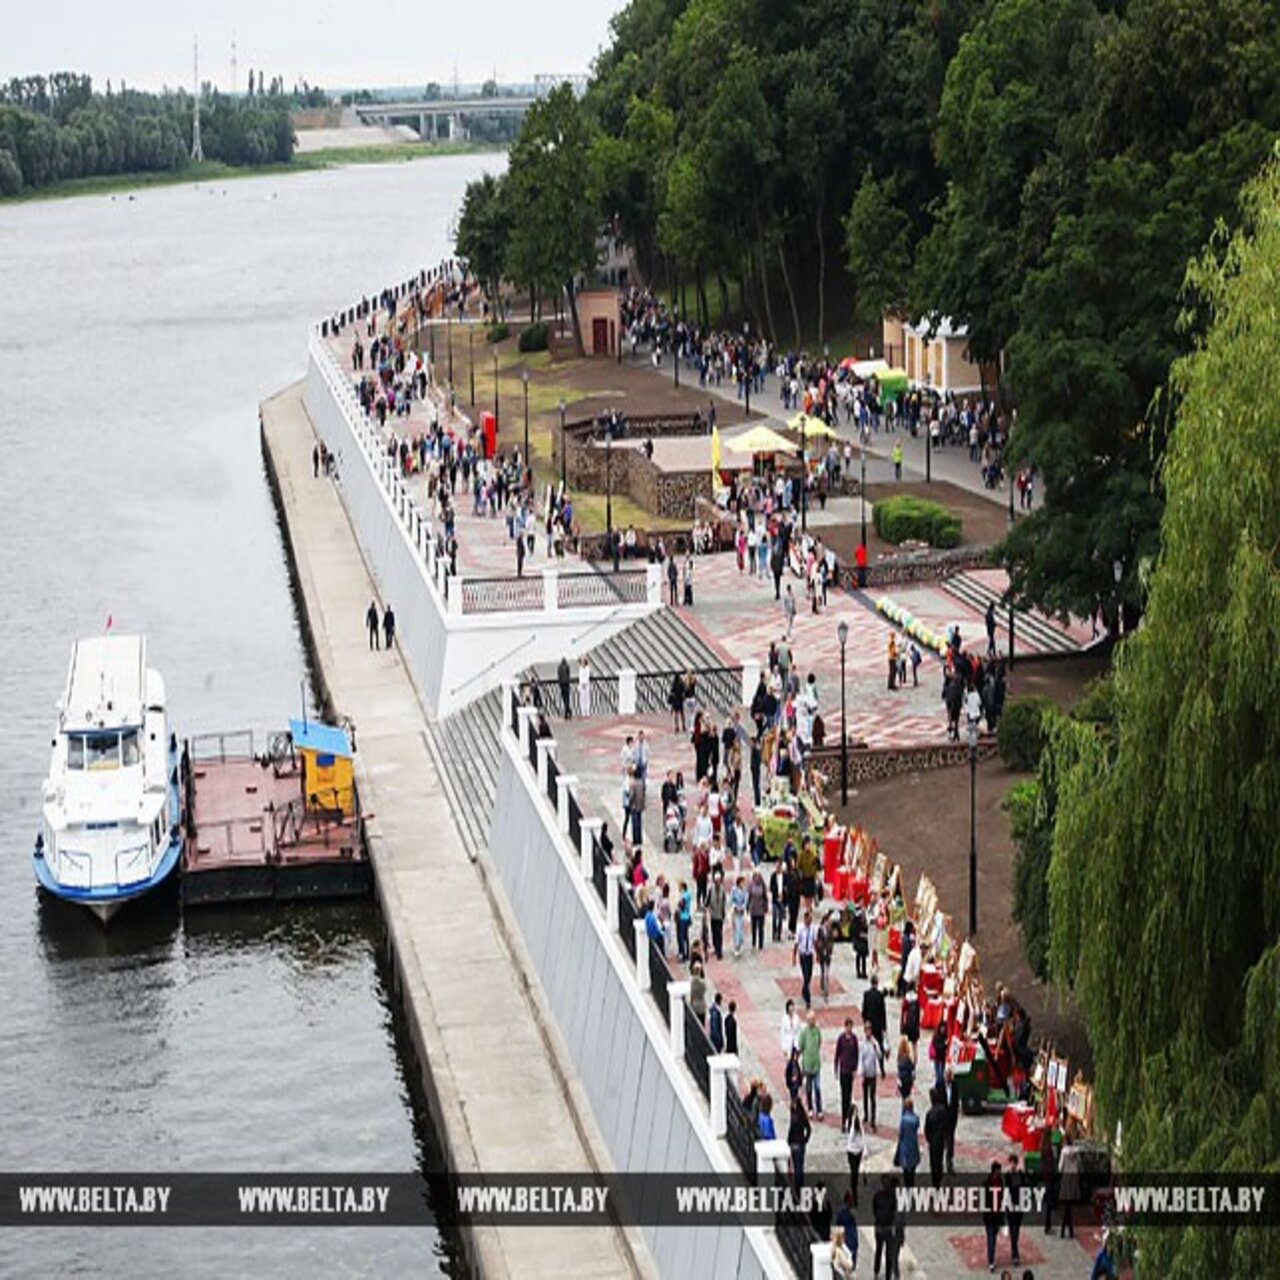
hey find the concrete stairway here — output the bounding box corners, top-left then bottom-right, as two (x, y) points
(941, 572), (1080, 655)
(559, 607), (725, 678)
(422, 687), (504, 859)
(424, 607), (728, 858)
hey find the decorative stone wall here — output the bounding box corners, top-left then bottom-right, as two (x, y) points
(809, 737), (1000, 788)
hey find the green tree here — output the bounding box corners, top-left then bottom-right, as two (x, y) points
(844, 168), (912, 327)
(502, 84), (600, 353)
(1046, 158), (1280, 1277)
(455, 172), (512, 309)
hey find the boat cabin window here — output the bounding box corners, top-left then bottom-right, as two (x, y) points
(121, 730), (140, 766)
(85, 733), (120, 770)
(67, 735), (85, 770)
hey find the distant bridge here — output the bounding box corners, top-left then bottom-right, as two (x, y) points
(354, 96), (536, 141)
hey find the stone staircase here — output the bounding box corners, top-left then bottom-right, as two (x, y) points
(423, 607), (728, 858)
(941, 572), (1080, 655)
(422, 687), (504, 859)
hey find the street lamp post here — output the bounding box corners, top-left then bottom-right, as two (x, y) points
(966, 701), (980, 937)
(744, 322), (752, 420)
(837, 620), (849, 807)
(430, 317), (436, 368)
(1008, 465), (1015, 525)
(859, 437), (868, 550)
(492, 345), (500, 439)
(673, 314), (680, 389)
(521, 368), (530, 475)
(558, 400), (567, 492)
(799, 418), (808, 534)
(926, 415), (932, 484)
(605, 425), (614, 546)
(468, 326), (475, 406)
(1113, 559), (1124, 640)
(447, 314), (454, 385)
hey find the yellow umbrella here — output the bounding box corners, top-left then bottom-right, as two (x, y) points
(799, 418), (838, 439)
(711, 425), (722, 474)
(725, 424), (796, 455)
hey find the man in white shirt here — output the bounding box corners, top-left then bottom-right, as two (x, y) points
(779, 998), (801, 1056)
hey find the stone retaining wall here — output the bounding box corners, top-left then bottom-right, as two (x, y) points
(809, 737), (1000, 787)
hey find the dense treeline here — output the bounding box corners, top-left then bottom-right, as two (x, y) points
(457, 0), (1280, 626)
(0, 72), (297, 197)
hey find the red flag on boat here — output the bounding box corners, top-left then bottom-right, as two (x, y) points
(104, 614), (113, 632)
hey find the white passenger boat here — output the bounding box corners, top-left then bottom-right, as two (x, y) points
(34, 635), (182, 925)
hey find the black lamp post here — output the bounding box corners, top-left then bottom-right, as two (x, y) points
(1008, 464), (1015, 525)
(967, 703), (979, 937)
(799, 418), (808, 534)
(447, 314), (454, 385)
(673, 314), (680, 389)
(860, 437), (867, 550)
(558, 400), (567, 492)
(605, 426), (614, 543)
(744, 322), (752, 420)
(837, 620), (849, 807)
(926, 413), (933, 484)
(468, 326), (475, 406)
(429, 317), (436, 368)
(492, 345), (500, 437)
(521, 368), (530, 474)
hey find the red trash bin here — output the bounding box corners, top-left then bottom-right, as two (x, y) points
(481, 411), (496, 459)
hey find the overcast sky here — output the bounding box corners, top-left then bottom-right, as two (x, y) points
(4, 1), (627, 92)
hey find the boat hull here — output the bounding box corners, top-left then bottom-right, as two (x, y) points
(33, 834), (182, 927)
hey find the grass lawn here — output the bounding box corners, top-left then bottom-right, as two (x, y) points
(2, 140), (503, 205)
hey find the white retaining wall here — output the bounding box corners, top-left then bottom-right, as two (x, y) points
(488, 721), (788, 1280)
(302, 335), (656, 716)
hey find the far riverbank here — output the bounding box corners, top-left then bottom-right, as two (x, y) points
(0, 139), (504, 207)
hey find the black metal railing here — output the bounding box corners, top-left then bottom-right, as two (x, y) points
(634, 667), (743, 715)
(618, 886), (638, 959)
(545, 753), (560, 808)
(683, 1002), (713, 1101)
(567, 791), (583, 851)
(460, 575), (546, 614)
(776, 1211), (821, 1279)
(527, 676), (620, 718)
(527, 723), (539, 770)
(725, 1086), (757, 1180)
(591, 834), (609, 903)
(648, 938), (671, 1023)
(558, 569), (649, 609)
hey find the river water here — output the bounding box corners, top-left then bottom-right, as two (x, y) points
(0, 154), (501, 1278)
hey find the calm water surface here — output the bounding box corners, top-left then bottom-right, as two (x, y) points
(0, 155), (502, 1277)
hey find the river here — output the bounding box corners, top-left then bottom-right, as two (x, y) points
(0, 154), (502, 1278)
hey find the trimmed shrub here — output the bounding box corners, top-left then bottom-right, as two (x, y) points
(873, 494), (963, 548)
(1070, 674), (1115, 727)
(518, 320), (549, 352)
(997, 694), (1056, 771)
(484, 322), (509, 344)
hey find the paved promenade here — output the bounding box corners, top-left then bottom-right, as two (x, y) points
(262, 382), (642, 1280)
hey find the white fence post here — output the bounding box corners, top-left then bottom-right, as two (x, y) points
(708, 1053), (740, 1138)
(516, 707), (536, 754)
(555, 774), (578, 834)
(646, 562), (662, 605)
(618, 668), (637, 716)
(535, 738), (558, 797)
(580, 817), (603, 882)
(448, 575), (464, 616)
(668, 981), (690, 1058)
(755, 1139), (790, 1184)
(633, 919), (650, 990)
(605, 865), (625, 933)
(543, 566), (558, 613)
(810, 1241), (833, 1280)
(742, 657), (761, 707)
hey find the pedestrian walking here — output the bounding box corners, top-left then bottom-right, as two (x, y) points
(793, 907), (817, 1009)
(366, 600), (380, 650)
(730, 875), (748, 957)
(748, 869), (767, 950)
(860, 1026), (881, 1129)
(382, 604), (396, 650)
(783, 585), (796, 639)
(983, 1160), (1005, 1272)
(725, 1000), (739, 1055)
(787, 1100), (812, 1192)
(1005, 1154), (1025, 1266)
(557, 655), (572, 719)
(313, 444), (320, 477)
(894, 1098), (921, 1188)
(834, 1018), (859, 1132)
(924, 1087), (948, 1188)
(872, 1175), (901, 1280)
(708, 870), (727, 960)
(798, 1011), (823, 1118)
(845, 1108), (865, 1205)
(709, 992), (725, 1052)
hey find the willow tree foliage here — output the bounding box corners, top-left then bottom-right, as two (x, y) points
(1046, 157), (1280, 1278)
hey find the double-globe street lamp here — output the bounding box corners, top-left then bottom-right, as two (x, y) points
(837, 620), (849, 807)
(522, 368), (530, 477)
(966, 689), (982, 937)
(559, 400), (567, 492)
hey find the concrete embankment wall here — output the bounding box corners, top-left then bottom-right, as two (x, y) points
(302, 343), (656, 716)
(261, 382), (642, 1279)
(488, 728), (784, 1280)
(304, 353), (452, 712)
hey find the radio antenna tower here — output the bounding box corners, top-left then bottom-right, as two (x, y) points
(230, 34), (238, 95)
(191, 38), (205, 161)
